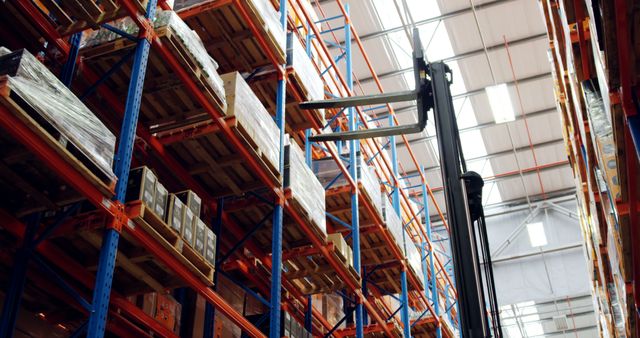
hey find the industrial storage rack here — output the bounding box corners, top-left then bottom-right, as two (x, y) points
(540, 0), (640, 336)
(0, 0), (459, 337)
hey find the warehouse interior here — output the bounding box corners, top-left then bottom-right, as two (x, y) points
(0, 0), (635, 337)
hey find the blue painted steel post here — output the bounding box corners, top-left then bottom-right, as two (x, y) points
(344, 5), (363, 338)
(87, 2), (156, 337)
(421, 166), (441, 338)
(269, 1), (287, 337)
(390, 112), (411, 337)
(304, 24), (313, 168)
(60, 32), (82, 87)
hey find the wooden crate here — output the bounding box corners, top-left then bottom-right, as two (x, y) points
(0, 76), (115, 216)
(178, 0), (286, 73)
(80, 23), (226, 132)
(34, 0), (148, 35)
(50, 202), (213, 296)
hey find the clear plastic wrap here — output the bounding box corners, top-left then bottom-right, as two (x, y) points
(220, 72), (280, 173)
(288, 33), (324, 102)
(582, 79), (611, 138)
(82, 10), (226, 112)
(0, 48), (116, 181)
(286, 139), (327, 235)
(175, 0), (286, 57)
(405, 240), (425, 286)
(381, 195), (405, 251)
(314, 156), (383, 218)
(251, 0), (286, 53)
(362, 164), (383, 216)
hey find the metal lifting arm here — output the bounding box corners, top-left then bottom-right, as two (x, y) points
(299, 28), (502, 337)
(300, 28), (431, 142)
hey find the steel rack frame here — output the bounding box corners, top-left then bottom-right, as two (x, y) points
(287, 1), (460, 336)
(0, 1), (278, 337)
(540, 0), (640, 335)
(0, 0), (461, 337)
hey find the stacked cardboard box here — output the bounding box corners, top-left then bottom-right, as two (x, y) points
(139, 292), (182, 334)
(126, 167), (216, 267)
(327, 233), (353, 266)
(82, 11), (226, 112)
(220, 72), (282, 174)
(285, 139), (327, 236)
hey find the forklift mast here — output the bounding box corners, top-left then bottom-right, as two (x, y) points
(300, 29), (501, 337)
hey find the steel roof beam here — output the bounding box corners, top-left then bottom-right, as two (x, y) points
(354, 33), (547, 84)
(391, 107), (558, 147)
(317, 0), (519, 44)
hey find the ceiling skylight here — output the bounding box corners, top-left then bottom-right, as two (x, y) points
(486, 83), (516, 123)
(370, 0), (504, 206)
(526, 222), (548, 247)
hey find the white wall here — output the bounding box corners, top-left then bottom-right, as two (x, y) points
(485, 198), (590, 306)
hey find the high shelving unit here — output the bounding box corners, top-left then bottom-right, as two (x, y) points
(540, 0), (640, 336)
(0, 0), (460, 337)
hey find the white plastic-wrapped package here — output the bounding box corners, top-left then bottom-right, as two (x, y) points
(251, 0), (286, 53)
(381, 196), (406, 253)
(220, 72), (280, 174)
(0, 48), (116, 181)
(286, 140), (326, 235)
(405, 239), (425, 287)
(582, 79), (611, 138)
(288, 33), (324, 101)
(314, 156), (383, 217)
(82, 10), (226, 112)
(361, 164), (383, 216)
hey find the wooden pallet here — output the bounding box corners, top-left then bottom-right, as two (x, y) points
(34, 0), (148, 35)
(286, 188), (328, 246)
(0, 77), (115, 216)
(126, 201), (215, 284)
(156, 118), (281, 197)
(178, 0), (286, 73)
(223, 193), (324, 253)
(411, 315), (456, 338)
(249, 70), (326, 132)
(283, 245), (360, 295)
(80, 23), (226, 132)
(50, 202), (213, 296)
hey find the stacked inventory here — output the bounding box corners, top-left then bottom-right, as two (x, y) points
(540, 0), (639, 336)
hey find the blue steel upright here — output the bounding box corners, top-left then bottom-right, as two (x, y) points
(345, 5), (364, 338)
(87, 2), (157, 337)
(422, 166), (441, 338)
(269, 0), (287, 337)
(390, 113), (411, 338)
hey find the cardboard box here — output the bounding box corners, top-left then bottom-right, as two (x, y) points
(205, 228), (217, 266)
(166, 194), (185, 233)
(327, 233), (349, 263)
(182, 209), (195, 246)
(176, 190), (202, 218)
(141, 292), (157, 318)
(126, 166), (156, 208)
(155, 294), (182, 332)
(154, 182), (168, 220)
(194, 218), (206, 256)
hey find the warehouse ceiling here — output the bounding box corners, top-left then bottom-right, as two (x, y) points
(314, 0), (575, 217)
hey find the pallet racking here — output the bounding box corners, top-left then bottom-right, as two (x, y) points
(540, 0), (640, 336)
(0, 0), (460, 337)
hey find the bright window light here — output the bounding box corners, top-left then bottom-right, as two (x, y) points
(486, 84), (516, 123)
(526, 222), (547, 247)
